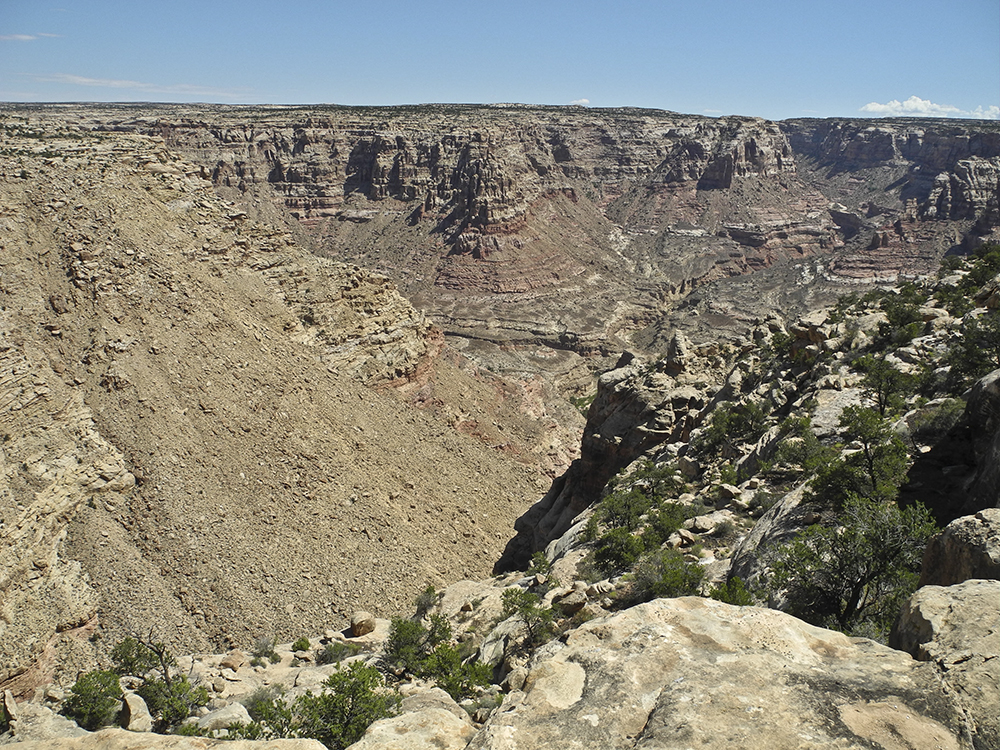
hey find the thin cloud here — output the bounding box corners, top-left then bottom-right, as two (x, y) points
(570, 98), (590, 106)
(35, 73), (251, 100)
(860, 95), (999, 120)
(1, 34), (39, 41)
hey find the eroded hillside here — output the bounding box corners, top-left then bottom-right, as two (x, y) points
(0, 119), (543, 690)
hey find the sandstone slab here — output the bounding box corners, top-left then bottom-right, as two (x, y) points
(891, 580), (1000, 750)
(468, 597), (970, 749)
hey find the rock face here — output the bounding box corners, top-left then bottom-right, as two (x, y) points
(919, 508), (1000, 586)
(962, 369), (1000, 514)
(891, 580), (1000, 750)
(496, 347), (730, 569)
(14, 104), (996, 368)
(471, 597), (971, 749)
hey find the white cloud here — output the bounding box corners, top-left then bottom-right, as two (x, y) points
(860, 95), (999, 120)
(1, 34), (39, 41)
(35, 73), (250, 100)
(569, 98), (590, 106)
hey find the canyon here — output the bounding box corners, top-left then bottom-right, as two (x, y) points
(1, 103), (999, 748)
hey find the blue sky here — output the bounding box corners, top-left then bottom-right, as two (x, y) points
(2, 0), (997, 120)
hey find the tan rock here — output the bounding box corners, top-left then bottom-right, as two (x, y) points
(350, 611), (376, 637)
(350, 689), (475, 750)
(120, 693), (152, 733)
(919, 509), (1000, 586)
(891, 580), (1000, 749)
(5, 727), (325, 749)
(468, 598), (969, 750)
(219, 651), (246, 672)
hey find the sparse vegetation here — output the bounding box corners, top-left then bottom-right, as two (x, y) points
(62, 670), (123, 731)
(622, 548), (704, 605)
(315, 641), (361, 666)
(501, 588), (557, 651)
(764, 496), (936, 638)
(110, 636), (208, 731)
(709, 576), (755, 606)
(227, 663), (400, 749)
(382, 615), (490, 700)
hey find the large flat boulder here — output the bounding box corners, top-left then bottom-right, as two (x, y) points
(469, 597), (971, 749)
(891, 579), (1000, 750)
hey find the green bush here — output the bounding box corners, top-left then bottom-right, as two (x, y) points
(414, 585), (438, 617)
(764, 496), (936, 638)
(228, 663), (399, 749)
(908, 398), (965, 445)
(111, 637), (161, 677)
(709, 576), (755, 606)
(592, 527), (645, 574)
(807, 405), (909, 508)
(291, 637), (311, 652)
(698, 401), (769, 453)
(854, 354), (913, 416)
(137, 675), (209, 731)
(252, 635), (281, 664)
(526, 551), (552, 576)
(501, 588), (556, 651)
(945, 310), (1000, 389)
(315, 641), (360, 666)
(639, 502), (688, 550)
(107, 636), (207, 731)
(295, 664), (400, 750)
(62, 670), (123, 730)
(382, 616), (489, 700)
(624, 548), (704, 605)
(243, 685), (288, 723)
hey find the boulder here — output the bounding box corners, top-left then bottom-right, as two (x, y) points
(120, 693), (152, 733)
(891, 580), (1000, 749)
(197, 702), (251, 732)
(467, 597), (969, 750)
(3, 703), (89, 743)
(728, 483), (816, 587)
(919, 508), (1000, 586)
(219, 651), (247, 672)
(350, 688), (475, 750)
(350, 612), (376, 637)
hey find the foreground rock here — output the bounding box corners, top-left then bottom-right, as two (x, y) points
(471, 597), (972, 749)
(3, 728), (323, 750)
(892, 579), (1000, 750)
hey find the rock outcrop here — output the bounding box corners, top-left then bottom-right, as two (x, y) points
(891, 580), (1000, 750)
(3, 727), (324, 750)
(470, 597), (972, 749)
(496, 346), (730, 569)
(962, 368), (1000, 514)
(919, 508), (1000, 586)
(58, 106), (996, 351)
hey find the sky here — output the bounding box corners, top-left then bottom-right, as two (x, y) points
(1, 0), (998, 121)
